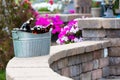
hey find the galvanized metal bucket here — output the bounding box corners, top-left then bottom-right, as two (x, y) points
(12, 28), (51, 58)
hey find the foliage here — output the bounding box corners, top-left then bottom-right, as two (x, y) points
(92, 0), (101, 8)
(0, 0), (33, 69)
(0, 70), (5, 80)
(38, 7), (50, 12)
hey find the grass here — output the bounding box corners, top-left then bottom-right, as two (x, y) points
(0, 70), (6, 80)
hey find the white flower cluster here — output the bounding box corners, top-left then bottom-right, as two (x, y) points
(32, 2), (62, 12)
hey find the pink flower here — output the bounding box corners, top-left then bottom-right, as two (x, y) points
(35, 16), (51, 27)
(50, 15), (64, 34)
(49, 0), (54, 5)
(56, 19), (82, 45)
(69, 10), (75, 14)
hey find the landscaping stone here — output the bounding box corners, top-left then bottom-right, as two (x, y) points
(78, 18), (102, 29)
(80, 72), (92, 80)
(102, 67), (110, 77)
(69, 65), (80, 77)
(93, 50), (104, 59)
(101, 19), (116, 29)
(109, 57), (120, 65)
(61, 67), (70, 77)
(68, 55), (80, 66)
(83, 29), (106, 38)
(93, 60), (99, 69)
(58, 58), (68, 69)
(99, 58), (109, 68)
(80, 53), (93, 63)
(82, 61), (93, 72)
(109, 47), (120, 57)
(109, 65), (120, 76)
(92, 69), (102, 80)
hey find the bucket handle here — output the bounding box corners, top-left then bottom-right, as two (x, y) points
(12, 31), (19, 40)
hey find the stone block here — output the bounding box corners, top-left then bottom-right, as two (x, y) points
(102, 67), (110, 77)
(82, 61), (93, 72)
(78, 18), (102, 29)
(109, 57), (120, 65)
(109, 65), (120, 76)
(85, 43), (102, 53)
(93, 60), (99, 69)
(106, 29), (120, 38)
(50, 62), (58, 71)
(49, 50), (67, 64)
(61, 67), (70, 77)
(99, 58), (109, 68)
(76, 46), (85, 55)
(82, 29), (106, 38)
(58, 58), (68, 69)
(110, 38), (120, 47)
(93, 50), (104, 59)
(68, 55), (80, 66)
(115, 19), (120, 29)
(72, 76), (80, 80)
(108, 47), (120, 57)
(80, 53), (93, 63)
(92, 69), (102, 80)
(80, 72), (92, 80)
(69, 65), (80, 77)
(50, 14), (92, 22)
(102, 18), (116, 29)
(66, 48), (77, 57)
(101, 41), (111, 48)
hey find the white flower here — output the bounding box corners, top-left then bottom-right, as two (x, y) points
(70, 26), (79, 33)
(74, 38), (79, 42)
(61, 36), (68, 41)
(78, 37), (83, 42)
(56, 39), (61, 44)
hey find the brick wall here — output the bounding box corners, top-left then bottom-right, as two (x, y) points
(50, 49), (109, 80)
(108, 39), (120, 77)
(50, 18), (120, 80)
(78, 18), (120, 40)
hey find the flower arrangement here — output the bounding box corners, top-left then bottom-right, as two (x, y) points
(56, 20), (82, 45)
(19, 0), (83, 45)
(32, 1), (62, 13)
(34, 14), (64, 34)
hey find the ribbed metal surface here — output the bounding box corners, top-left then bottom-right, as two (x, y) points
(12, 30), (51, 58)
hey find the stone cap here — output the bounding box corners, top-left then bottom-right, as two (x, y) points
(6, 40), (111, 80)
(42, 13), (92, 22)
(49, 40), (111, 64)
(78, 18), (120, 29)
(6, 56), (72, 80)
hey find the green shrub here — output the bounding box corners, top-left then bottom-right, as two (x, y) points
(92, 0), (101, 8)
(0, 70), (5, 80)
(0, 0), (33, 69)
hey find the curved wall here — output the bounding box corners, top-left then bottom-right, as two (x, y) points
(49, 41), (111, 80)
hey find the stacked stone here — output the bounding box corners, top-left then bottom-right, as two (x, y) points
(108, 39), (120, 78)
(50, 41), (110, 80)
(78, 18), (120, 40)
(78, 18), (120, 79)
